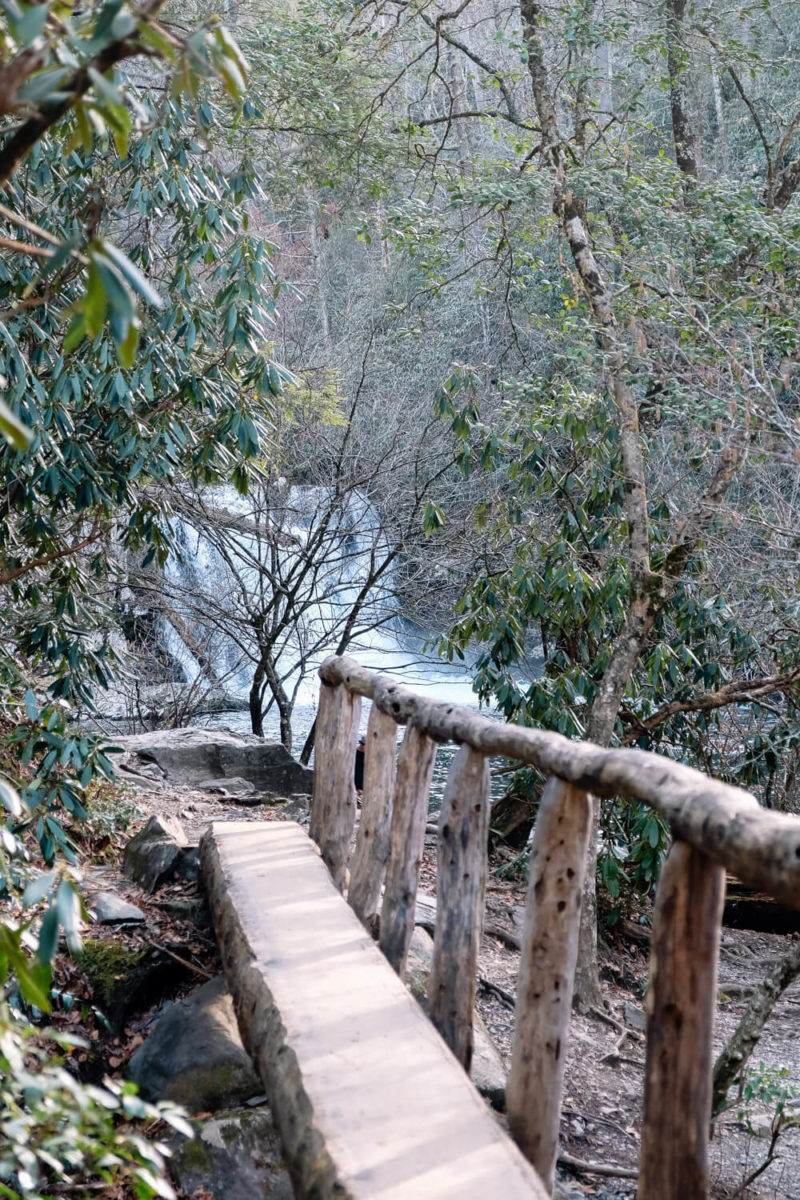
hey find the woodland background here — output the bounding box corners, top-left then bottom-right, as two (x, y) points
(0, 0), (799, 1194)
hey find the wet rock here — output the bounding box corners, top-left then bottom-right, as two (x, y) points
(169, 1107), (293, 1200)
(123, 814), (188, 892)
(112, 728), (314, 796)
(128, 975), (261, 1111)
(89, 892), (145, 924)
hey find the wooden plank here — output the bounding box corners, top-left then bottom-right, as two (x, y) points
(638, 839), (725, 1200)
(201, 821), (549, 1200)
(428, 745), (490, 1070)
(348, 704), (397, 928)
(379, 722), (437, 977)
(318, 655), (800, 907)
(309, 678), (361, 891)
(506, 776), (592, 1193)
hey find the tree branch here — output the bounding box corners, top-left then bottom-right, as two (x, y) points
(0, 0), (169, 189)
(620, 666), (800, 744)
(0, 523), (103, 585)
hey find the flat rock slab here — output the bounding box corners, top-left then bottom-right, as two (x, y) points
(195, 776), (257, 797)
(112, 728), (314, 796)
(201, 821), (548, 1200)
(89, 892), (145, 924)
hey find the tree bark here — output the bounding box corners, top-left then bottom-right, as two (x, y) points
(507, 777), (592, 1190)
(428, 745), (490, 1070)
(712, 937), (800, 1115)
(665, 0), (700, 181)
(639, 841), (725, 1200)
(380, 722), (437, 977)
(348, 704), (397, 928)
(309, 680), (361, 891)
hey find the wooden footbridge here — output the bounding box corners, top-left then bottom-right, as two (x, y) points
(200, 654), (800, 1199)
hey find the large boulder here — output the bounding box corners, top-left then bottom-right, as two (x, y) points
(128, 975), (262, 1111)
(169, 1107), (293, 1200)
(405, 926), (508, 1110)
(112, 728), (313, 796)
(123, 814), (188, 892)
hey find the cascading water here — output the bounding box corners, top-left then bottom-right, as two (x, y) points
(161, 482), (480, 752)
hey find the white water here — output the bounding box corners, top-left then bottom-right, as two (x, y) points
(164, 483), (482, 719)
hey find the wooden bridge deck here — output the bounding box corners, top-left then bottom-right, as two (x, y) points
(201, 819), (548, 1200)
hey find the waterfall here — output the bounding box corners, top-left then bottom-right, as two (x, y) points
(160, 483), (479, 731)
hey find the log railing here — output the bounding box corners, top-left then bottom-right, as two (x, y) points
(309, 654), (800, 1199)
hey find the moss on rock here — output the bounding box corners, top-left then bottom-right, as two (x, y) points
(74, 939), (146, 1010)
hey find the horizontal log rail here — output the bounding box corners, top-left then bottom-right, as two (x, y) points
(320, 654), (800, 906)
(308, 654), (800, 1200)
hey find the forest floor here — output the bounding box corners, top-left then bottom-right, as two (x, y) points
(64, 781), (800, 1200)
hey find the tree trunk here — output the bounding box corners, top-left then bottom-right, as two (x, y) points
(507, 778), (592, 1190)
(666, 0), (700, 181)
(516, 1), (746, 1009)
(251, 653), (294, 751)
(300, 717), (316, 766)
(249, 663), (265, 737)
(710, 61), (729, 173)
(712, 937), (800, 1115)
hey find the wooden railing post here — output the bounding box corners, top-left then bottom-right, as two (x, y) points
(638, 839), (725, 1200)
(309, 678), (361, 891)
(379, 721), (437, 977)
(348, 704), (397, 928)
(428, 744), (490, 1070)
(507, 776), (592, 1195)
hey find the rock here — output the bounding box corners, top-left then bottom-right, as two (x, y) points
(569, 1116), (586, 1138)
(88, 892), (145, 924)
(75, 939), (193, 1032)
(195, 776), (256, 797)
(469, 1013), (508, 1111)
(116, 765), (164, 791)
(414, 890), (437, 932)
(405, 926), (508, 1110)
(554, 1182), (588, 1200)
(128, 975), (262, 1111)
(152, 896), (209, 926)
(623, 1001), (647, 1032)
(123, 814), (188, 892)
(274, 795), (311, 823)
(169, 1107), (293, 1200)
(175, 844), (201, 882)
(746, 1113), (776, 1139)
(404, 925), (436, 1002)
(112, 728), (314, 796)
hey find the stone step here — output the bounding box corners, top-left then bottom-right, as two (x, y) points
(201, 820), (547, 1200)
